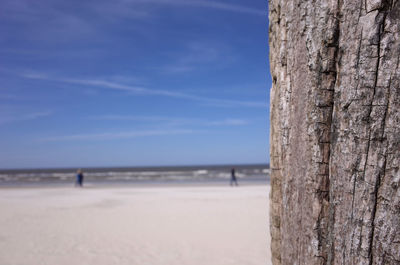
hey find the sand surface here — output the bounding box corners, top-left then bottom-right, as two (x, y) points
(0, 185), (270, 265)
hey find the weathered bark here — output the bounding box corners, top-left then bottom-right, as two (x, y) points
(269, 0), (400, 264)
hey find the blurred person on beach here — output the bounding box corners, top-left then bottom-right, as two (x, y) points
(76, 169), (84, 187)
(230, 168), (238, 186)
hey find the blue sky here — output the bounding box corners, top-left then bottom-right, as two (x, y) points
(0, 0), (271, 169)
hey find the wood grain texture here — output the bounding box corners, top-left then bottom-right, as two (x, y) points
(269, 0), (400, 264)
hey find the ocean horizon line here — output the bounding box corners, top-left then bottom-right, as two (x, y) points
(0, 163), (270, 173)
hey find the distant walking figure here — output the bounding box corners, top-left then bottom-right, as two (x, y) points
(76, 169), (84, 187)
(230, 168), (238, 186)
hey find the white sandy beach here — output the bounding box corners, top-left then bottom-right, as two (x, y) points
(0, 185), (271, 265)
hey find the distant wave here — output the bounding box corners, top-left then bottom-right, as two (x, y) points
(0, 165), (270, 185)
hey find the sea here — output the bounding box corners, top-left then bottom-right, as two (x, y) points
(0, 164), (270, 187)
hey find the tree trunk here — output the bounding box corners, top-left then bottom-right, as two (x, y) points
(269, 0), (400, 264)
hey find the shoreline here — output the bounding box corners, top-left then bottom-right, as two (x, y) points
(0, 178), (269, 189)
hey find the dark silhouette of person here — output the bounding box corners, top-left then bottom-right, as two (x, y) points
(76, 169), (84, 187)
(230, 168), (238, 186)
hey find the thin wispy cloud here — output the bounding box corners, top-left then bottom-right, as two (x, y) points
(191, 1), (265, 15)
(205, 119), (248, 126)
(200, 98), (266, 108)
(162, 42), (235, 74)
(0, 0), (264, 50)
(23, 73), (188, 97)
(1, 0), (263, 42)
(1, 1), (98, 42)
(88, 115), (177, 122)
(40, 129), (196, 142)
(23, 73), (266, 108)
(123, 0), (265, 16)
(88, 115), (249, 126)
(0, 111), (52, 125)
(23, 73), (148, 93)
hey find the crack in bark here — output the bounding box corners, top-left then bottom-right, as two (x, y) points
(355, 31), (364, 67)
(349, 155), (363, 257)
(324, 1), (342, 265)
(362, 9), (387, 182)
(343, 29), (362, 111)
(347, 25), (365, 258)
(368, 33), (391, 265)
(369, 146), (388, 265)
(367, 7), (389, 265)
(350, 158), (362, 222)
(380, 76), (391, 140)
